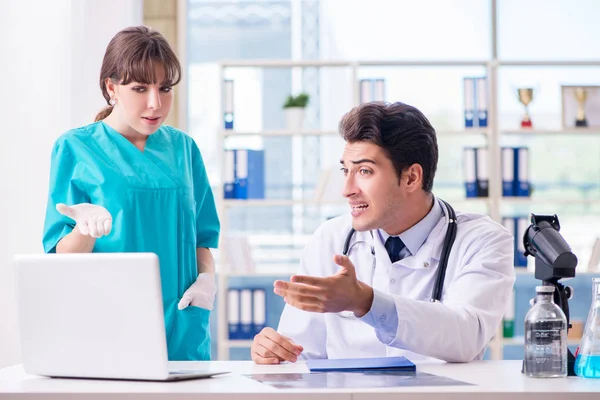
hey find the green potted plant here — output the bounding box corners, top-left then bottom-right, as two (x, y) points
(283, 93), (309, 130)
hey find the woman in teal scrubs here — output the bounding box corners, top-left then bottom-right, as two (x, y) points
(42, 26), (219, 361)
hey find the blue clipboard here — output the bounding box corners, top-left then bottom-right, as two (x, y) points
(306, 356), (416, 372)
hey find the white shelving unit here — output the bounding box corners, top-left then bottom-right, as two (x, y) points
(212, 0), (600, 360)
(214, 59), (496, 360)
(221, 128), (489, 137)
(221, 129), (341, 137)
(223, 199), (346, 207)
(502, 128), (600, 136)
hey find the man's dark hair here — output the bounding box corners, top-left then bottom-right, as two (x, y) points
(339, 101), (438, 192)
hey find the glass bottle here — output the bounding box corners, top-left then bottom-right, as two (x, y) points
(575, 277), (600, 378)
(524, 285), (568, 378)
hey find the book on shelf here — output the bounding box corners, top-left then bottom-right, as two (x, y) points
(501, 147), (531, 197)
(515, 147), (530, 197)
(476, 77), (488, 128)
(359, 78), (386, 103)
(222, 149), (265, 199)
(463, 147), (488, 198)
(502, 216), (529, 268)
(227, 287), (267, 340)
(501, 147), (514, 197)
(515, 217), (528, 267)
(463, 76), (488, 128)
(252, 288), (266, 335)
(476, 147), (489, 197)
(463, 147), (477, 198)
(223, 79), (234, 130)
(227, 288), (240, 339)
(223, 150), (235, 199)
(464, 77), (475, 128)
(239, 289), (253, 339)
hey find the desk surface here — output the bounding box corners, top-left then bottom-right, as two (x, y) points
(0, 360), (598, 399)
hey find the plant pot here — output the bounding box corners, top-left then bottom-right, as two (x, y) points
(284, 107), (306, 131)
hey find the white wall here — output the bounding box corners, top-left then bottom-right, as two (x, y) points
(0, 0), (142, 368)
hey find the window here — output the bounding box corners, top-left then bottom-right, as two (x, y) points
(186, 0), (600, 271)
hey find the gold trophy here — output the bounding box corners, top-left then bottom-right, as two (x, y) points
(574, 87), (588, 127)
(517, 88), (534, 128)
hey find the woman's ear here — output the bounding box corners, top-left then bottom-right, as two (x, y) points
(105, 78), (117, 98)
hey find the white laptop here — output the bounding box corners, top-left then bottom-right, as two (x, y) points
(14, 252), (229, 381)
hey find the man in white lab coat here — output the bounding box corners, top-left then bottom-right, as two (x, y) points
(251, 102), (515, 364)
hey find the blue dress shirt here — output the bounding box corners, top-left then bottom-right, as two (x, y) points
(359, 197), (444, 344)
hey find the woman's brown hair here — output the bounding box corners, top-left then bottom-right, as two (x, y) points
(94, 26), (182, 122)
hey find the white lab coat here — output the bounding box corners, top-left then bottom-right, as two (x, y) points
(278, 200), (515, 363)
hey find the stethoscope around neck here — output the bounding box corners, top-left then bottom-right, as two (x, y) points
(341, 199), (457, 303)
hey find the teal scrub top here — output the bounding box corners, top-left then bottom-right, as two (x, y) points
(42, 121), (220, 361)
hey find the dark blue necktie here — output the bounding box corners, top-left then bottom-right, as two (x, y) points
(385, 236), (406, 263)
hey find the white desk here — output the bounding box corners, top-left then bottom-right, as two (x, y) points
(0, 360), (598, 399)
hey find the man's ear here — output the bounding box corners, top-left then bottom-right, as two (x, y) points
(403, 164), (423, 193)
